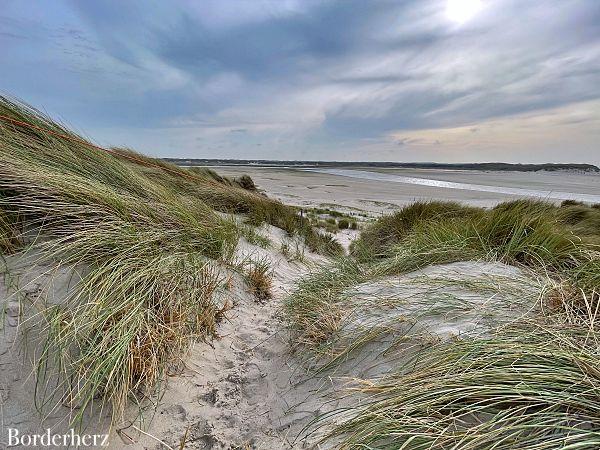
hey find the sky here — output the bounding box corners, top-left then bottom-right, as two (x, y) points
(1, 0), (599, 164)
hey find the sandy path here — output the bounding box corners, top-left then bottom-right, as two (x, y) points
(110, 226), (330, 449)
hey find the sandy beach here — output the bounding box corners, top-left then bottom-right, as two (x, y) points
(214, 166), (600, 214)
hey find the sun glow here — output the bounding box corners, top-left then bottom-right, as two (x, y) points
(446, 0), (483, 24)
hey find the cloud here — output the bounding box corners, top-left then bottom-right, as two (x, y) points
(1, 0), (599, 163)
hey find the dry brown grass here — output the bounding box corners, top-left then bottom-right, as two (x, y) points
(245, 258), (273, 302)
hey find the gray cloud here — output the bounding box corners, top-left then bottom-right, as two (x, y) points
(1, 0), (599, 163)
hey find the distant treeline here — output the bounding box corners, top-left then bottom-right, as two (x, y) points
(164, 159), (600, 173)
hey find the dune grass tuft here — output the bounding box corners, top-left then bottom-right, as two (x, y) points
(286, 258), (365, 350)
(0, 202), (22, 254)
(351, 200), (482, 260)
(245, 257), (273, 302)
(186, 166), (258, 192)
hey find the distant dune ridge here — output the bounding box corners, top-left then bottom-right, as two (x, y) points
(165, 158), (600, 172)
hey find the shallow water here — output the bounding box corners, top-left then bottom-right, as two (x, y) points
(305, 168), (600, 203)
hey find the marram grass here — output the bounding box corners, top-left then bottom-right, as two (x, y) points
(329, 324), (600, 449)
(0, 201), (21, 254)
(37, 248), (225, 427)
